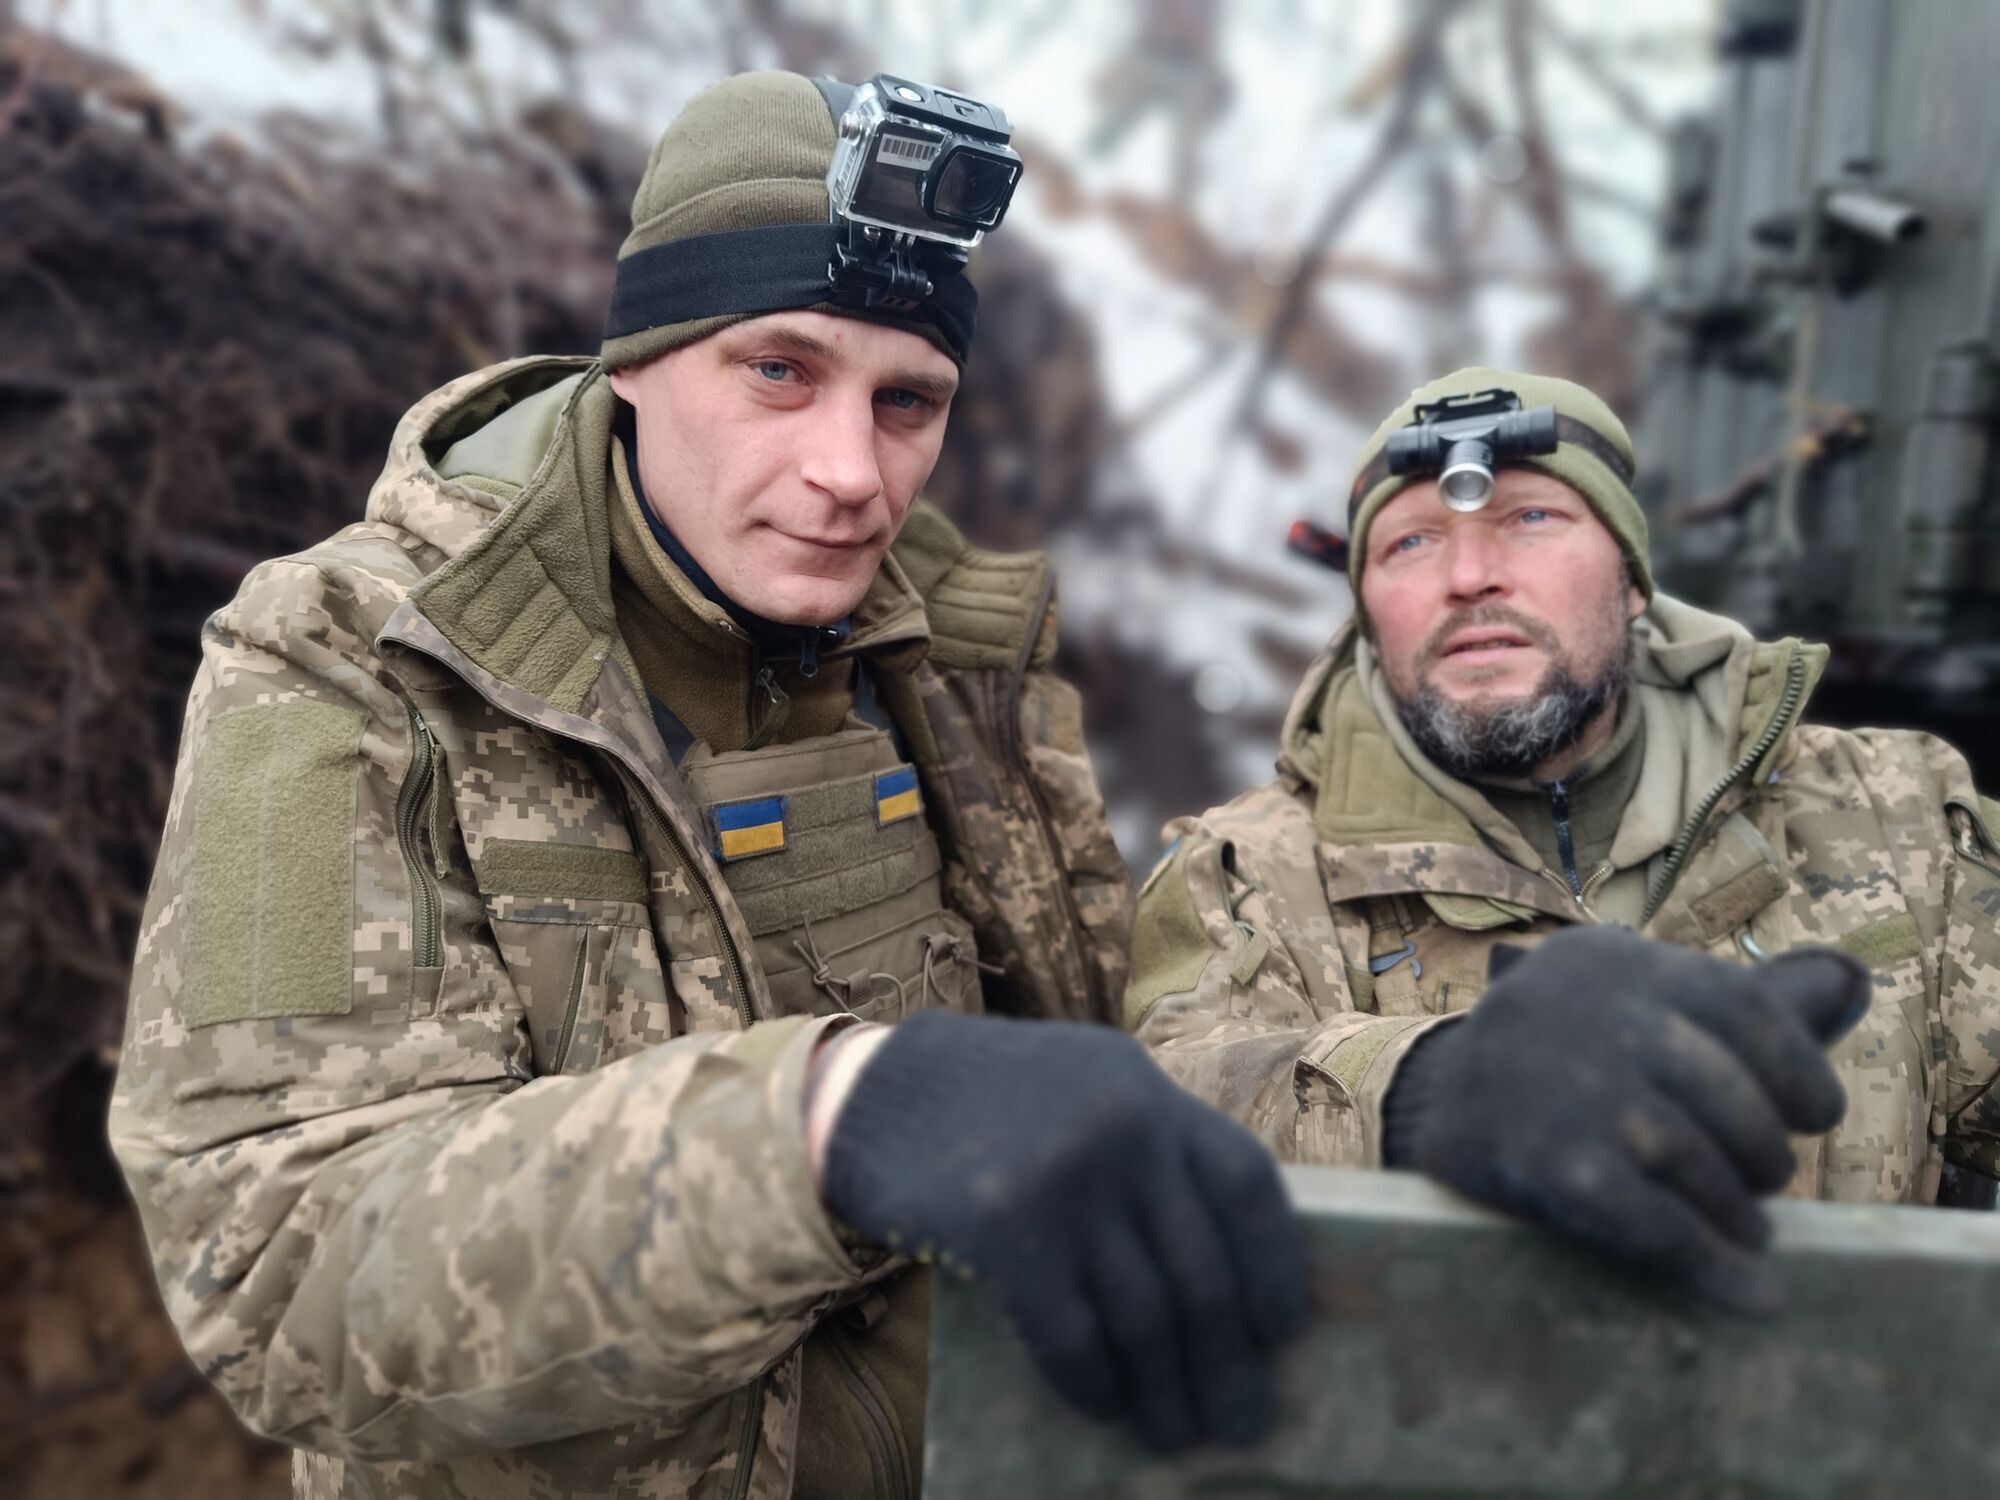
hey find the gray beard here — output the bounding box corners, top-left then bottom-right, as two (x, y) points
(1398, 653), (1628, 781)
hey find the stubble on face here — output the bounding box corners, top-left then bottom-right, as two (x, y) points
(1385, 589), (1634, 781)
(608, 312), (956, 628)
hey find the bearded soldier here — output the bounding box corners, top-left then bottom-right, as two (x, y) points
(1128, 365), (1996, 1309)
(110, 72), (1312, 1497)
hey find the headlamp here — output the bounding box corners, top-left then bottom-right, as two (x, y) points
(1383, 389), (1560, 512)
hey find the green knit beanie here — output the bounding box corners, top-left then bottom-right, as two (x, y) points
(601, 71), (959, 369)
(1345, 366), (1653, 624)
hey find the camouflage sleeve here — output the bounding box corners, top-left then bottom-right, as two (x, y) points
(1936, 778), (2000, 1176)
(1017, 649), (1134, 1024)
(110, 558), (874, 1462)
(1124, 823), (1449, 1169)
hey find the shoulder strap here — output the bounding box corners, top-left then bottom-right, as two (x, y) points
(891, 500), (1053, 671)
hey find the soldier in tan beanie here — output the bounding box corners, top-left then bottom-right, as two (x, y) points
(1124, 360), (2000, 1314)
(114, 69), (1313, 1499)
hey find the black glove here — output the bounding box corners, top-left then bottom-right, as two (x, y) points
(1382, 926), (1869, 1314)
(822, 1010), (1305, 1452)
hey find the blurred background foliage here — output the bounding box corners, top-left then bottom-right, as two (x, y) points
(1, 1), (1720, 1493)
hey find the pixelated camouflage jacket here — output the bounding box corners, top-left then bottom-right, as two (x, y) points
(109, 356), (1132, 1499)
(1128, 598), (2000, 1205)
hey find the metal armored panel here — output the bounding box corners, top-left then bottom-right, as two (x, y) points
(925, 1166), (2000, 1498)
(1638, 0), (2000, 650)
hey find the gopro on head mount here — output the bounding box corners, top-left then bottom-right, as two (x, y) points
(821, 74), (1022, 313)
(1383, 389), (1560, 511)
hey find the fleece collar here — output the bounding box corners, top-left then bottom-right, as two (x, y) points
(1279, 598), (1827, 915)
(365, 356), (929, 716)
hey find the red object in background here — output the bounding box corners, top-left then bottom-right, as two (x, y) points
(1286, 519), (1348, 571)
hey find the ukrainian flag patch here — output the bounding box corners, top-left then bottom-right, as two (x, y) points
(713, 795), (787, 861)
(874, 767), (922, 826)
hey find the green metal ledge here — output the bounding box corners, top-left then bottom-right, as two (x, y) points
(925, 1166), (2000, 1498)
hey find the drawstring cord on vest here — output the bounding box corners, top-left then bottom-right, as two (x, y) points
(793, 916), (858, 1010)
(793, 917), (1000, 1015)
(921, 930), (1003, 1011)
(793, 916), (902, 1014)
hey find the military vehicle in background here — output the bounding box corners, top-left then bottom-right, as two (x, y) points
(1637, 0), (2000, 778)
(1638, 0), (2000, 1209)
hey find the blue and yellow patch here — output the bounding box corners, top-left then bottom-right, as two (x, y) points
(712, 795), (787, 861)
(874, 767), (922, 826)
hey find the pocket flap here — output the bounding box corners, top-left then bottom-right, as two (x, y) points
(477, 838), (647, 904)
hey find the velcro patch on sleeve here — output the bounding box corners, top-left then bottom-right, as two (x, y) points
(1124, 841), (1217, 1028)
(184, 701), (363, 1028)
(874, 767), (922, 826)
(713, 795), (788, 861)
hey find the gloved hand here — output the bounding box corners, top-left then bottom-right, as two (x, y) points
(820, 1010), (1305, 1452)
(1382, 926), (1870, 1314)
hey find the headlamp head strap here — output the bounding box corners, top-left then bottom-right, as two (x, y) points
(1344, 411), (1636, 527)
(601, 221), (978, 362)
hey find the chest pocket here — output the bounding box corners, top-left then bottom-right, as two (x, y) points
(475, 841), (658, 1076)
(436, 706), (672, 1078)
(1347, 894), (1538, 1017)
(683, 726), (985, 1023)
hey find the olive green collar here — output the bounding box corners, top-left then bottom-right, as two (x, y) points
(377, 357), (936, 717)
(1280, 601), (1827, 919)
(404, 361), (625, 715)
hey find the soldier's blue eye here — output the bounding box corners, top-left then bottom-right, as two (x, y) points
(754, 360), (795, 382)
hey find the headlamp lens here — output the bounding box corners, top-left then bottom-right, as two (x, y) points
(1440, 460), (1495, 511)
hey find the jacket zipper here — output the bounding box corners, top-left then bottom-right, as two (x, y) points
(1641, 651), (1809, 926)
(743, 663), (791, 753)
(727, 1373), (766, 1500)
(394, 697), (445, 969)
(1579, 861), (1614, 905)
(1544, 777), (1581, 897)
(827, 1326), (912, 1500)
(1536, 859), (1614, 917)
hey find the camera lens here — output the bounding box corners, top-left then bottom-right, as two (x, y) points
(929, 150), (1020, 228)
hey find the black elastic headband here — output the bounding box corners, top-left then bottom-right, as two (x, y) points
(1346, 413), (1636, 525)
(603, 222), (978, 361)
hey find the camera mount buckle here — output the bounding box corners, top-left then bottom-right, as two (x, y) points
(830, 221), (947, 313)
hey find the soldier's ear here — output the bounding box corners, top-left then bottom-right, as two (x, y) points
(1625, 578), (1647, 621)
